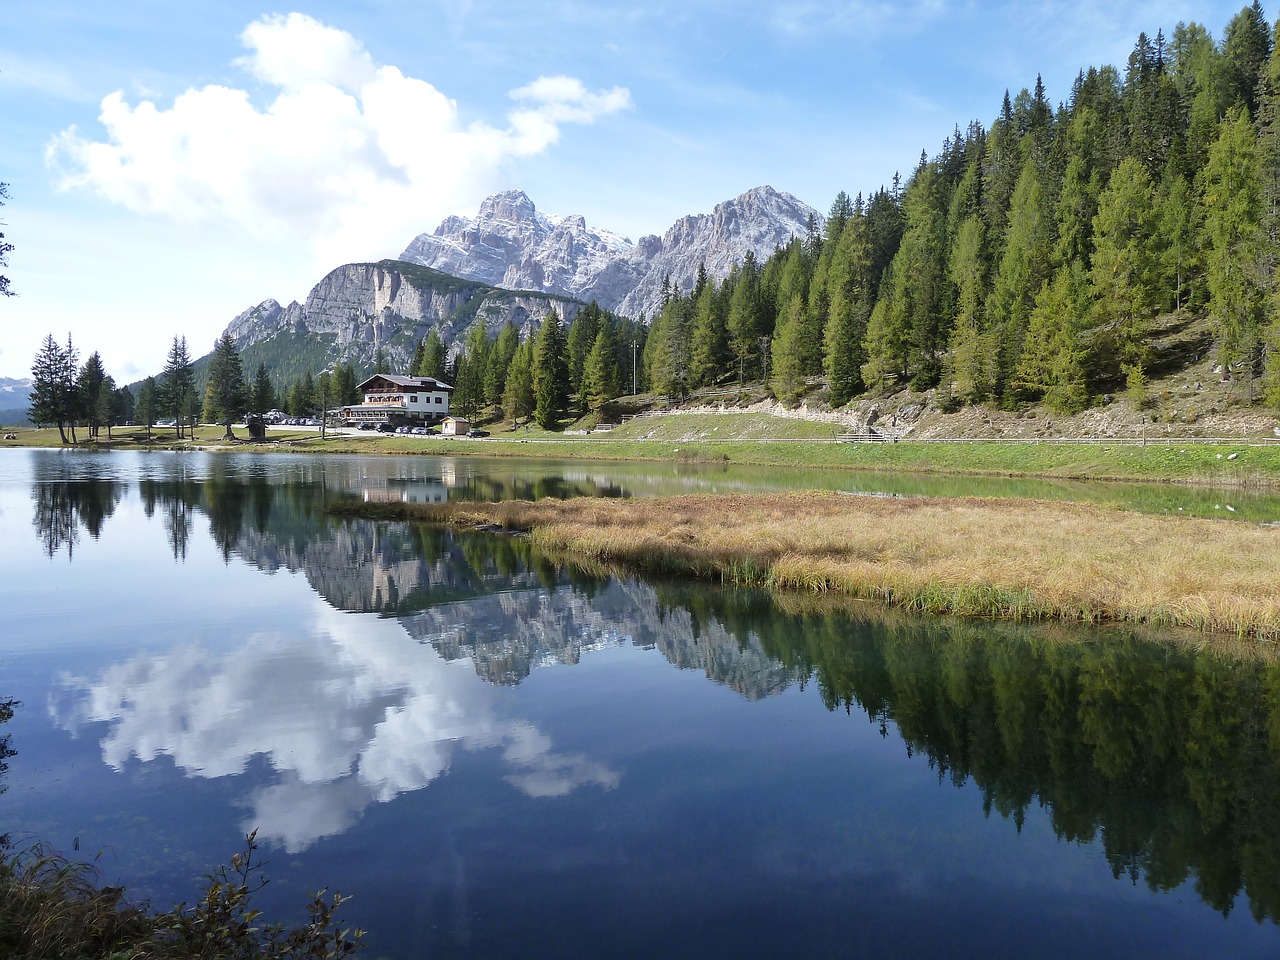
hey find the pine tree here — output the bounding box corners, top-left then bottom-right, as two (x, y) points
(582, 325), (619, 413)
(485, 321), (520, 405)
(205, 333), (248, 439)
(417, 330), (446, 379)
(987, 156), (1054, 398)
(503, 339), (535, 426)
(823, 205), (875, 405)
(28, 334), (73, 443)
(1015, 264), (1090, 411)
(161, 336), (194, 438)
(250, 363), (276, 415)
(532, 313), (569, 429)
(770, 293), (809, 404)
(76, 351), (107, 440)
(688, 280), (728, 388)
(1090, 157), (1160, 377)
(136, 377), (158, 438)
(566, 304), (602, 407)
(944, 215), (991, 403)
(727, 251), (766, 383)
(1201, 106), (1264, 391)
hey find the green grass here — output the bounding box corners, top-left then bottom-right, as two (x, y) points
(7, 417), (1280, 488)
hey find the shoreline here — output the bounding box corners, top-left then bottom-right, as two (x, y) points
(7, 428), (1280, 491)
(331, 492), (1280, 640)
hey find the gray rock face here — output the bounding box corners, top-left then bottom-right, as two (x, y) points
(222, 260), (580, 373)
(399, 185), (822, 320)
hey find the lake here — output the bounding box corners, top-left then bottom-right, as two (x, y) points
(2, 447), (1280, 959)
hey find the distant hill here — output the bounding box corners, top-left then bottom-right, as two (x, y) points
(0, 377), (33, 425)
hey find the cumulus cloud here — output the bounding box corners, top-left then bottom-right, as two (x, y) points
(46, 12), (632, 270)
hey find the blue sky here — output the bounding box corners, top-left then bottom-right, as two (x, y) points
(0, 0), (1258, 382)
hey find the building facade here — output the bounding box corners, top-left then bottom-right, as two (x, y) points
(342, 374), (453, 426)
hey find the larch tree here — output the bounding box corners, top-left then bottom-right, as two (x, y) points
(1201, 106), (1264, 392)
(1089, 157), (1160, 389)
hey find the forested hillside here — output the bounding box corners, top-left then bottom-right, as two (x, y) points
(641, 3), (1280, 417)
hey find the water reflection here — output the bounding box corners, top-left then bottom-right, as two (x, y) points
(20, 454), (1280, 932)
(55, 601), (620, 853)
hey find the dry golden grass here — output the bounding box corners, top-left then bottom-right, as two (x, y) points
(385, 492), (1280, 639)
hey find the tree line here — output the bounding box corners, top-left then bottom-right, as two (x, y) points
(645, 3), (1280, 413)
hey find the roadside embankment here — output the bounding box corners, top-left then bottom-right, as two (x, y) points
(333, 492), (1280, 639)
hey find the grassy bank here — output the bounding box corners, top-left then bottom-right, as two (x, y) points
(334, 492), (1280, 639)
(7, 421), (1280, 487)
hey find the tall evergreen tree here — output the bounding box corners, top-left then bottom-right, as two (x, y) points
(76, 351), (107, 440)
(987, 156), (1054, 398)
(532, 313), (569, 429)
(1015, 264), (1090, 411)
(503, 339), (535, 426)
(1090, 157), (1160, 379)
(205, 333), (248, 439)
(417, 329), (446, 379)
(28, 334), (74, 443)
(161, 336), (195, 438)
(945, 214), (992, 403)
(485, 321), (520, 405)
(136, 376), (158, 439)
(1201, 106), (1265, 391)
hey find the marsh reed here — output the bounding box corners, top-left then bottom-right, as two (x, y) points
(351, 492), (1280, 639)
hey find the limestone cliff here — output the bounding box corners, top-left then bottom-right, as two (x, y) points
(223, 259), (581, 373)
(399, 186), (822, 321)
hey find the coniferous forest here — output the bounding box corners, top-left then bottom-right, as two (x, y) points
(638, 3), (1280, 416)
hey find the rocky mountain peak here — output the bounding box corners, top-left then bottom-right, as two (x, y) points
(476, 190), (540, 225)
(399, 186), (822, 321)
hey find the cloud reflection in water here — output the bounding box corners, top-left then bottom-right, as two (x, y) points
(54, 602), (619, 852)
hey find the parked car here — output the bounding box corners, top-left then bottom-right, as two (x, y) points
(411, 426), (428, 435)
(358, 422), (375, 431)
(376, 422), (396, 433)
(467, 429), (490, 438)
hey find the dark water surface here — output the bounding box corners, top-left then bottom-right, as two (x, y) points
(2, 448), (1280, 959)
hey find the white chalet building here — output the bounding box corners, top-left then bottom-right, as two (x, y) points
(343, 374), (453, 426)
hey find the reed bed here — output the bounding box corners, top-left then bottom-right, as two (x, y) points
(381, 492), (1280, 639)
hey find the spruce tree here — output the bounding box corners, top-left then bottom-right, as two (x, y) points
(161, 336), (194, 438)
(205, 333), (248, 439)
(532, 313), (569, 429)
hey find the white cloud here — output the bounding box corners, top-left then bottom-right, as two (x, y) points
(45, 12), (632, 271)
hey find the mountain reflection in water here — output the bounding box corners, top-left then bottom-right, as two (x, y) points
(18, 453), (1280, 948)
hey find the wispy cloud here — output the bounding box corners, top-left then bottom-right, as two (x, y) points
(44, 12), (632, 270)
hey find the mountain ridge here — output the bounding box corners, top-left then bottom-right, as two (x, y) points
(399, 185), (822, 320)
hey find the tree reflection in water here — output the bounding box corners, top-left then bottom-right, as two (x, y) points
(30, 469), (1280, 924)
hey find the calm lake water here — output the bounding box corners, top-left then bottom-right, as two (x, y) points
(3, 447), (1280, 959)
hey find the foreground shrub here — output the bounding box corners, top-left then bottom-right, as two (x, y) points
(0, 830), (362, 959)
